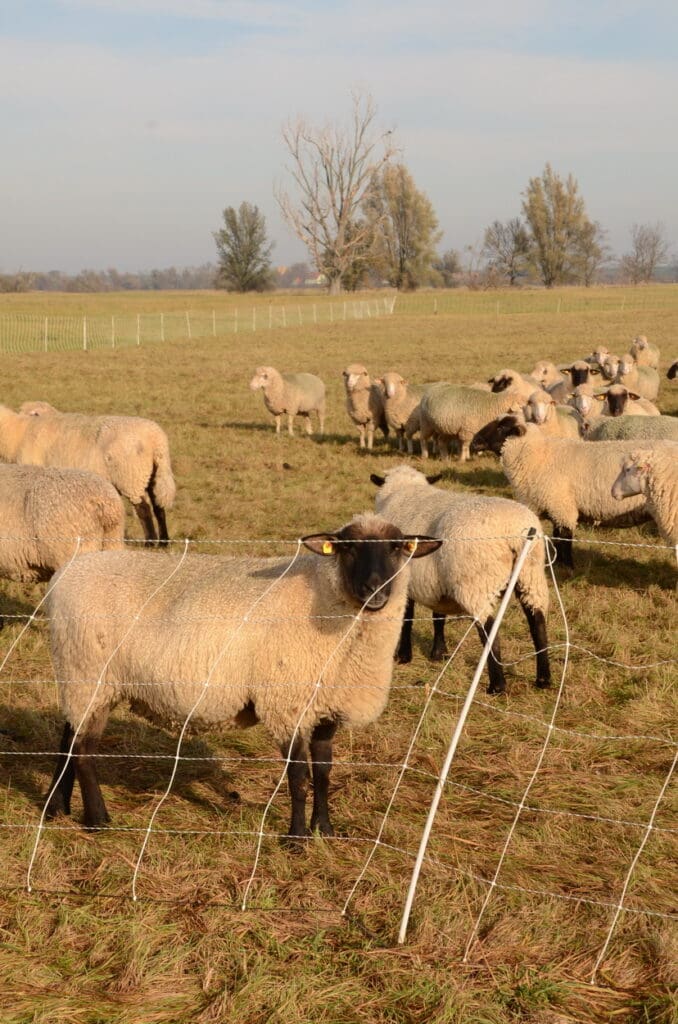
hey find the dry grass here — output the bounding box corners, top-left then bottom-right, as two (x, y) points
(0, 286), (676, 1024)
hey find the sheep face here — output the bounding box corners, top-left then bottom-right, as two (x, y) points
(249, 366), (274, 391)
(470, 414), (527, 455)
(611, 454), (646, 500)
(302, 521), (441, 611)
(489, 370), (518, 393)
(342, 365), (370, 393)
(605, 385), (641, 417)
(567, 362), (591, 387)
(601, 355), (621, 381)
(526, 391), (553, 425)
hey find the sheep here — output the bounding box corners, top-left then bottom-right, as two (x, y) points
(342, 364), (389, 450)
(248, 366), (326, 437)
(371, 466), (551, 694)
(568, 383), (603, 422)
(611, 444), (678, 582)
(530, 361), (568, 390)
(600, 353), (622, 382)
(0, 463), (124, 584)
(418, 384), (524, 462)
(583, 345), (610, 368)
(43, 514), (441, 836)
(614, 355), (660, 402)
(667, 360), (678, 381)
(469, 416), (652, 569)
(629, 335), (660, 369)
(599, 384), (660, 418)
(523, 390), (583, 439)
(585, 415), (678, 443)
(377, 371), (425, 453)
(488, 368), (541, 401)
(3, 404), (175, 545)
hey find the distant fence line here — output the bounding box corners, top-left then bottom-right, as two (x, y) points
(0, 296), (397, 354)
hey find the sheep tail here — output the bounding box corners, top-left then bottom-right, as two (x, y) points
(515, 531), (550, 614)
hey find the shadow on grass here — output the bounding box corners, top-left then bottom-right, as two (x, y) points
(0, 591), (41, 625)
(0, 705), (244, 820)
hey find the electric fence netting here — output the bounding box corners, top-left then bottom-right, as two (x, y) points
(0, 529), (675, 977)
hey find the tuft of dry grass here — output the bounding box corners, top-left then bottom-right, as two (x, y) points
(0, 285), (676, 1024)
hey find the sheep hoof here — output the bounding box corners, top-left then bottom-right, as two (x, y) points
(486, 683), (506, 696)
(430, 647), (448, 662)
(310, 820), (334, 837)
(535, 677), (552, 690)
(395, 651), (412, 665)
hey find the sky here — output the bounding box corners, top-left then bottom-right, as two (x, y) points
(1, 0), (677, 273)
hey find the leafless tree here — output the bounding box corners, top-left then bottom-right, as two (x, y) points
(620, 222), (670, 284)
(482, 218), (530, 286)
(277, 93), (396, 295)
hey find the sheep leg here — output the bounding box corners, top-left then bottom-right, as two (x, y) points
(74, 708), (111, 829)
(476, 617), (506, 694)
(366, 424), (375, 451)
(287, 414), (295, 437)
(395, 598), (415, 664)
(552, 525), (575, 569)
(149, 492), (170, 546)
(45, 722), (76, 818)
(309, 717), (338, 836)
(274, 415), (282, 434)
(358, 424), (366, 449)
(303, 414), (313, 436)
(282, 734), (310, 838)
(430, 613), (448, 661)
(133, 496), (158, 547)
(522, 605), (551, 688)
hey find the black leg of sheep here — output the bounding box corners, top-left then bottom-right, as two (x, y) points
(309, 717), (338, 836)
(395, 598), (415, 663)
(430, 613), (448, 661)
(281, 734), (311, 838)
(45, 722), (77, 818)
(476, 617), (506, 694)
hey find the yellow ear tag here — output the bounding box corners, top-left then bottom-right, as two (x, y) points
(322, 541), (335, 555)
(405, 539), (417, 554)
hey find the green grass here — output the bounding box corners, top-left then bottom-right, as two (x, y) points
(0, 286), (676, 1023)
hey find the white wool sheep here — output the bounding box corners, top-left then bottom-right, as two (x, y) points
(43, 514), (440, 836)
(614, 355), (660, 402)
(600, 353), (622, 382)
(585, 415), (678, 443)
(249, 366), (326, 437)
(371, 466), (551, 694)
(377, 371), (425, 453)
(612, 444), (678, 582)
(629, 335), (660, 369)
(418, 384), (524, 462)
(599, 384), (660, 418)
(4, 403), (175, 545)
(0, 463), (124, 584)
(470, 416), (652, 569)
(530, 361), (568, 390)
(342, 364), (388, 450)
(523, 390), (583, 439)
(488, 368), (541, 401)
(583, 345), (610, 368)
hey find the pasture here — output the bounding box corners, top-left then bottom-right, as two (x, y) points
(0, 286), (676, 1024)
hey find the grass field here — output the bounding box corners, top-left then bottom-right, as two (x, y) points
(0, 286), (676, 1024)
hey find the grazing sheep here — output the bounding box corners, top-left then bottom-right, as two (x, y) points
(488, 368), (540, 401)
(43, 514), (441, 836)
(615, 355), (660, 402)
(469, 416), (651, 569)
(585, 415), (678, 443)
(4, 404), (175, 545)
(523, 390), (583, 439)
(667, 360), (678, 381)
(377, 371), (425, 453)
(371, 466), (551, 694)
(342, 364), (389, 450)
(629, 335), (660, 369)
(612, 444), (678, 582)
(0, 464), (124, 584)
(248, 366), (326, 437)
(418, 384), (523, 462)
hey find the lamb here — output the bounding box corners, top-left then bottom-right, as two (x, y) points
(342, 364), (389, 450)
(377, 371), (425, 453)
(469, 416), (652, 569)
(523, 390), (583, 439)
(3, 403), (175, 545)
(418, 384), (524, 462)
(629, 335), (660, 369)
(614, 355), (660, 402)
(0, 463), (124, 584)
(585, 415), (678, 443)
(249, 366), (326, 437)
(371, 466), (551, 694)
(612, 444), (678, 582)
(43, 514), (440, 836)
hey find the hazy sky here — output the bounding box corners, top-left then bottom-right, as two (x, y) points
(2, 0), (677, 273)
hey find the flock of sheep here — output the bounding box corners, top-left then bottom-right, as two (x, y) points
(1, 334), (675, 843)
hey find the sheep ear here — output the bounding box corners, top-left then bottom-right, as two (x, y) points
(402, 536), (443, 558)
(301, 533), (338, 556)
(426, 473), (443, 485)
(628, 391), (641, 401)
(370, 473), (386, 487)
(589, 367), (600, 375)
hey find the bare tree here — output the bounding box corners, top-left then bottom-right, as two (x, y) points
(574, 220), (609, 286)
(620, 222), (670, 284)
(277, 93), (395, 295)
(482, 218), (530, 286)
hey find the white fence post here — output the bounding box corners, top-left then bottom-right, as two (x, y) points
(83, 317), (87, 351)
(212, 309), (216, 336)
(282, 307), (286, 328)
(252, 307), (256, 331)
(269, 306), (272, 329)
(185, 311), (191, 340)
(235, 308), (238, 334)
(397, 527), (539, 945)
(313, 304), (317, 324)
